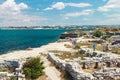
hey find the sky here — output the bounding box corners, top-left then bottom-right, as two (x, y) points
(0, 0), (120, 26)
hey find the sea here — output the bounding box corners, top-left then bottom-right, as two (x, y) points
(0, 29), (69, 54)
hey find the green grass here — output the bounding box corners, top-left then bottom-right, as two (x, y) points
(55, 51), (85, 60)
(0, 69), (7, 72)
(111, 48), (120, 54)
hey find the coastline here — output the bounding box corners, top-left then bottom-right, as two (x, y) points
(0, 39), (57, 55)
(0, 41), (73, 61)
(0, 29), (68, 55)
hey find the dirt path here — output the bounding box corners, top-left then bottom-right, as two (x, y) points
(41, 55), (61, 80)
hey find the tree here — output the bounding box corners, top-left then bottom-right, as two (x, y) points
(23, 57), (45, 79)
(93, 30), (103, 37)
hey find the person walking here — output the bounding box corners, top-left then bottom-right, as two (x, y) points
(93, 44), (96, 51)
(105, 44), (109, 52)
(72, 38), (77, 48)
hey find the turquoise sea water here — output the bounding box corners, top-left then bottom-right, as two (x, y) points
(0, 30), (69, 54)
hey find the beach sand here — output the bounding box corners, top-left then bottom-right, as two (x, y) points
(0, 42), (73, 61)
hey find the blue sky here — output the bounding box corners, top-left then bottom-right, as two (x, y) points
(0, 0), (120, 26)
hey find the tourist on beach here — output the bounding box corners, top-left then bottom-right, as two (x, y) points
(71, 38), (77, 48)
(72, 38), (76, 46)
(93, 44), (96, 51)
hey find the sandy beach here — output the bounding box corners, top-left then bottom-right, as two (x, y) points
(0, 41), (73, 61)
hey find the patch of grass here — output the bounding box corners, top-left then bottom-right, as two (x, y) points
(77, 42), (94, 48)
(74, 45), (81, 49)
(55, 52), (85, 60)
(49, 50), (71, 54)
(64, 43), (81, 49)
(64, 44), (74, 48)
(7, 76), (17, 80)
(76, 42), (104, 51)
(96, 27), (120, 32)
(111, 48), (120, 54)
(102, 34), (113, 40)
(49, 50), (62, 53)
(0, 69), (7, 72)
(95, 44), (104, 51)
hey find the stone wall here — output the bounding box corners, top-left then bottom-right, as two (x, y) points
(48, 53), (95, 80)
(48, 48), (120, 80)
(93, 68), (120, 80)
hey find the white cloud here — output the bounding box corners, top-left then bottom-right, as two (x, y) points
(44, 7), (53, 10)
(65, 3), (91, 8)
(65, 9), (93, 17)
(52, 2), (65, 10)
(44, 2), (65, 10)
(0, 0), (46, 26)
(44, 2), (91, 10)
(18, 3), (28, 9)
(98, 0), (120, 11)
(0, 0), (28, 12)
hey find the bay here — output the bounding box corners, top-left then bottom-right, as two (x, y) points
(0, 29), (69, 54)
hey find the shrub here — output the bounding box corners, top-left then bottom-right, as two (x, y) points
(102, 34), (113, 40)
(93, 30), (103, 37)
(23, 57), (45, 79)
(74, 45), (81, 49)
(0, 69), (7, 72)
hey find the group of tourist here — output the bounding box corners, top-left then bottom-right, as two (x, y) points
(69, 37), (110, 52)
